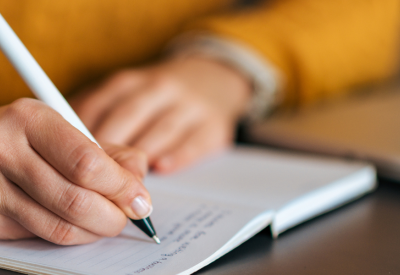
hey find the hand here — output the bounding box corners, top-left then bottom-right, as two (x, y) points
(0, 98), (152, 245)
(70, 56), (251, 173)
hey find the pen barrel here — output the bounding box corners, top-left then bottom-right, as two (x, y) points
(130, 218), (157, 239)
(0, 13), (99, 147)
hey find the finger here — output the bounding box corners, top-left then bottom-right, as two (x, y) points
(0, 214), (35, 240)
(0, 174), (100, 245)
(102, 143), (148, 179)
(1, 143), (127, 237)
(93, 80), (178, 145)
(153, 122), (233, 173)
(70, 70), (146, 131)
(7, 99), (152, 220)
(134, 105), (201, 162)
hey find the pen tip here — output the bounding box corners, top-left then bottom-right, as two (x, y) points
(152, 235), (161, 244)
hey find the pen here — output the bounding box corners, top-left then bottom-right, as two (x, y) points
(0, 13), (160, 245)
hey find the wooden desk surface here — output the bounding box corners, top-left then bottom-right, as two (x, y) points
(1, 180), (399, 275)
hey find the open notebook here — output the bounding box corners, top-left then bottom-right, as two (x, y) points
(0, 146), (376, 275)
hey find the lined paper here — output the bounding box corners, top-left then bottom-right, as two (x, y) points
(0, 191), (264, 275)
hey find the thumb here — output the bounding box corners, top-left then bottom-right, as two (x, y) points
(102, 143), (148, 180)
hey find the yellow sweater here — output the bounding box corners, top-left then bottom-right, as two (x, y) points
(0, 0), (399, 108)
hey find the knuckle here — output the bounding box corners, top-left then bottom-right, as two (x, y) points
(47, 219), (77, 245)
(5, 98), (57, 135)
(59, 186), (94, 221)
(9, 98), (39, 110)
(0, 99), (51, 156)
(7, 98), (45, 122)
(69, 144), (102, 186)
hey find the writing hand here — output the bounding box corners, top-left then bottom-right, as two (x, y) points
(71, 56), (251, 173)
(0, 99), (152, 245)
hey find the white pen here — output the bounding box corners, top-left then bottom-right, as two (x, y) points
(0, 14), (97, 145)
(0, 13), (160, 244)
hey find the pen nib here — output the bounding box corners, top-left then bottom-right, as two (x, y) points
(152, 235), (161, 244)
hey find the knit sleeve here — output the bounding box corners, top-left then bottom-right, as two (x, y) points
(183, 0), (400, 108)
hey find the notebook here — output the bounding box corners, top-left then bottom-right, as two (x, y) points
(246, 85), (400, 180)
(0, 146), (376, 275)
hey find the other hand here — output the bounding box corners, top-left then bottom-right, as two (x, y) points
(70, 56), (251, 173)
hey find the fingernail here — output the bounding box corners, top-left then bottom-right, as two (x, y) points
(131, 196), (153, 218)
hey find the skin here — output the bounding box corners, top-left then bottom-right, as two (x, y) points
(0, 56), (250, 244)
(70, 56), (252, 173)
(0, 98), (151, 244)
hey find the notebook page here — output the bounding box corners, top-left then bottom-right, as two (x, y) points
(145, 146), (369, 210)
(0, 146), (369, 275)
(0, 191), (266, 275)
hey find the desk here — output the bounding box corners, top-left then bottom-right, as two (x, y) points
(1, 180), (400, 275)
